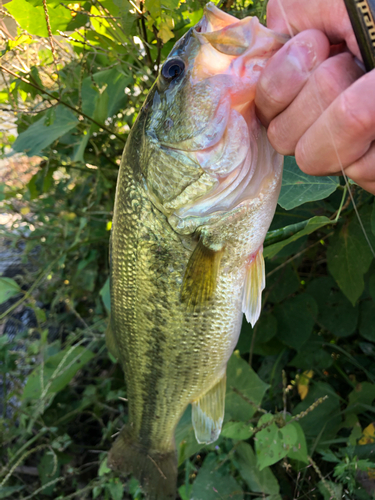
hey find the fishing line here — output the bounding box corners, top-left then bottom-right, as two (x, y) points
(275, 0), (375, 258)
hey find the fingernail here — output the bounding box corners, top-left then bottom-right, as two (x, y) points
(286, 41), (316, 73)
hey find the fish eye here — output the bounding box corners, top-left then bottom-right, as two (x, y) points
(161, 58), (185, 81)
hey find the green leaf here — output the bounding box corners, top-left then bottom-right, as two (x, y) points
(225, 352), (269, 422)
(22, 345), (94, 400)
(106, 478), (123, 500)
(264, 216), (330, 259)
(285, 420), (308, 463)
(17, 66), (45, 99)
(239, 313), (277, 353)
(32, 306), (46, 324)
(0, 486), (25, 499)
(221, 421), (253, 441)
(274, 293), (318, 350)
(100, 277), (111, 314)
(327, 208), (375, 305)
(233, 442), (280, 495)
(289, 335), (333, 370)
(178, 484), (192, 500)
(28, 166), (55, 199)
(128, 478), (142, 497)
(72, 133), (90, 163)
(145, 0), (162, 18)
(175, 406), (204, 465)
(6, 0), (52, 36)
(8, 33), (33, 49)
(38, 451), (60, 496)
(98, 457), (111, 476)
(0, 277), (21, 304)
(237, 313), (282, 356)
(6, 0), (87, 36)
(369, 273), (375, 300)
(75, 78), (114, 161)
(81, 68), (131, 119)
(267, 264), (300, 303)
(255, 414), (298, 470)
(306, 276), (358, 337)
(371, 202), (375, 235)
(112, 0), (136, 33)
(91, 89), (109, 131)
(190, 453), (244, 500)
(12, 105), (78, 157)
(319, 449), (341, 463)
(318, 481), (343, 500)
(292, 382), (341, 443)
(347, 381), (375, 414)
(72, 262), (98, 293)
(359, 299), (375, 341)
(93, 486), (102, 499)
(278, 156), (339, 210)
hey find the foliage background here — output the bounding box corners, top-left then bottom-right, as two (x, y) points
(0, 0), (375, 498)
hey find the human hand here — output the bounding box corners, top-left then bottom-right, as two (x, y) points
(255, 0), (375, 195)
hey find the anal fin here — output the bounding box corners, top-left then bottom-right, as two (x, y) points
(181, 239), (223, 311)
(192, 374), (226, 444)
(242, 248), (265, 327)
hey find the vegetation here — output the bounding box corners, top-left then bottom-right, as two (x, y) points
(0, 0), (375, 498)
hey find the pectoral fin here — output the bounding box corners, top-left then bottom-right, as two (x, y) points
(191, 374), (226, 444)
(181, 239), (223, 310)
(242, 249), (265, 327)
(105, 321), (118, 360)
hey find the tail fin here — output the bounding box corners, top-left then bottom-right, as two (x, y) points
(108, 426), (177, 500)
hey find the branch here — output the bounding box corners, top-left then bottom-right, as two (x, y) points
(0, 64), (126, 143)
(153, 24), (162, 75)
(139, 5), (153, 68)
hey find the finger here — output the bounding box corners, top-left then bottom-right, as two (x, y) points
(295, 70), (375, 176)
(267, 52), (364, 155)
(345, 142), (375, 195)
(267, 0), (360, 59)
(255, 29), (330, 127)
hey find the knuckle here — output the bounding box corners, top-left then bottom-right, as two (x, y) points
(295, 142), (315, 175)
(352, 143), (375, 182)
(268, 119), (295, 156)
(258, 74), (285, 109)
(267, 0), (278, 16)
(314, 57), (350, 105)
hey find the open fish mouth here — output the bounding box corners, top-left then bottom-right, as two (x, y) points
(195, 2), (260, 55)
(191, 2), (288, 80)
(156, 4), (287, 220)
(157, 2), (287, 158)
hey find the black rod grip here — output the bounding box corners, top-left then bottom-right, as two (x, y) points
(343, 0), (375, 71)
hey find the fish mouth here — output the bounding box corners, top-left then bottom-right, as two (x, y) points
(196, 3), (238, 35)
(157, 6), (287, 220)
(194, 2), (256, 56)
(195, 2), (288, 55)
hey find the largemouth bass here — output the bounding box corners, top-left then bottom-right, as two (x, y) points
(106, 4), (286, 498)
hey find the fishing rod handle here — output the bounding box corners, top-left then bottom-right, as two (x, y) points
(343, 0), (375, 71)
